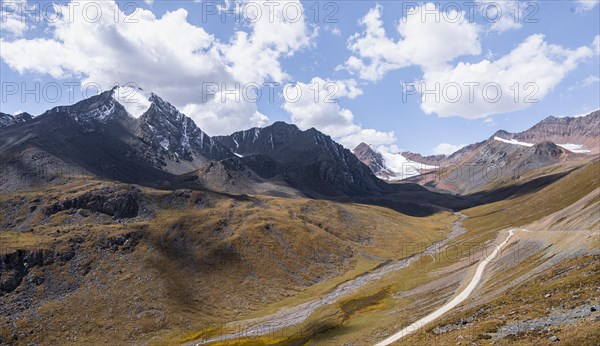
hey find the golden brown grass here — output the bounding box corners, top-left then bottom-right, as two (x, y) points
(0, 176), (455, 346)
(1, 160), (598, 345)
(216, 160), (600, 345)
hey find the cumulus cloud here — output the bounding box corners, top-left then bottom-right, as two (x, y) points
(282, 77), (395, 149)
(338, 3), (481, 81)
(182, 93), (269, 135)
(342, 4), (594, 120)
(216, 0), (316, 85)
(575, 0), (600, 12)
(1, 0), (30, 37)
(420, 34), (593, 118)
(433, 143), (465, 156)
(339, 129), (397, 149)
(476, 0), (527, 33)
(0, 0), (314, 135)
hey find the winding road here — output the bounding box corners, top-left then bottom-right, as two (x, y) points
(374, 229), (523, 346)
(189, 218), (523, 346)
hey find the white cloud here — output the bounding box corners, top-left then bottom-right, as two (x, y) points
(582, 75), (600, 86)
(1, 0), (30, 37)
(0, 0), (314, 135)
(593, 35), (600, 55)
(1, 14), (28, 37)
(339, 129), (397, 149)
(478, 0), (525, 33)
(420, 34), (593, 119)
(432, 143), (465, 156)
(182, 92), (269, 135)
(569, 75), (600, 91)
(282, 77), (395, 149)
(483, 117), (496, 126)
(217, 0), (316, 85)
(338, 3), (481, 81)
(341, 4), (593, 120)
(575, 0), (600, 12)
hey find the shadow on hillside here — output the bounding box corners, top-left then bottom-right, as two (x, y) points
(464, 169), (575, 205)
(304, 183), (476, 217)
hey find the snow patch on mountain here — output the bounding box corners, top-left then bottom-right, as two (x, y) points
(557, 143), (591, 154)
(495, 136), (591, 153)
(79, 100), (116, 123)
(160, 138), (170, 151)
(494, 136), (534, 147)
(378, 148), (437, 181)
(112, 86), (152, 118)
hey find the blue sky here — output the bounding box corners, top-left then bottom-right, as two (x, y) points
(1, 0), (599, 155)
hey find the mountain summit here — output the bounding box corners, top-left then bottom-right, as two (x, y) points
(214, 122), (388, 197)
(0, 89), (236, 188)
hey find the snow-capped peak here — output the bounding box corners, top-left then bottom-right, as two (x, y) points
(355, 144), (437, 181)
(112, 86), (152, 118)
(377, 147), (437, 181)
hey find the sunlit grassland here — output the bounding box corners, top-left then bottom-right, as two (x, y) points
(210, 160), (600, 345)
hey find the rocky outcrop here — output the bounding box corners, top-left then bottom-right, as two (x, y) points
(97, 231), (141, 251)
(1, 231), (141, 297)
(45, 186), (141, 219)
(0, 249), (74, 295)
(528, 141), (565, 161)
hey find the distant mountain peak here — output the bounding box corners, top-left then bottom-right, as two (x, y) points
(492, 129), (511, 138)
(505, 110), (599, 154)
(354, 142), (372, 151)
(133, 92), (233, 164)
(353, 143), (436, 181)
(44, 89), (130, 131)
(214, 122), (387, 196)
(0, 112), (33, 129)
(271, 121), (300, 130)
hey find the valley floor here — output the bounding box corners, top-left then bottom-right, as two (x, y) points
(1, 161), (599, 346)
(179, 161), (600, 346)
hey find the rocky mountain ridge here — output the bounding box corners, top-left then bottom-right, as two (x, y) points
(354, 110), (599, 191)
(0, 112), (33, 129)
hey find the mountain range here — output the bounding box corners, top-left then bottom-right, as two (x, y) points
(0, 88), (475, 215)
(1, 88), (599, 346)
(3, 90), (597, 201)
(354, 110), (599, 194)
